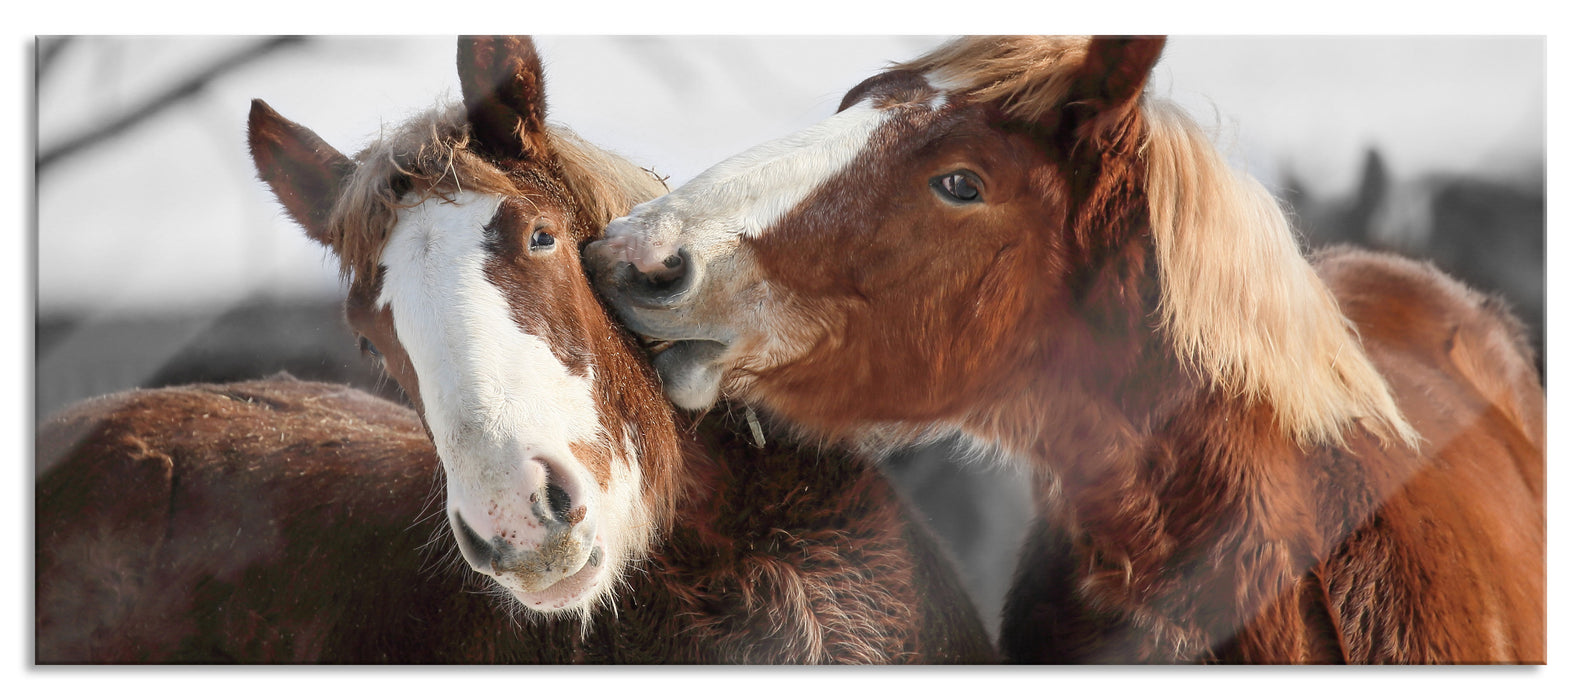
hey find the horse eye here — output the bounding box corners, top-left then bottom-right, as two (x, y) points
(529, 228), (556, 250)
(358, 335), (382, 359)
(931, 171), (982, 203)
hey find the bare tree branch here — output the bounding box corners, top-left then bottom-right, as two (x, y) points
(36, 36), (74, 84)
(37, 36), (308, 176)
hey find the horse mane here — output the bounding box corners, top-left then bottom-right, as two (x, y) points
(892, 35), (1091, 122)
(904, 36), (1418, 450)
(328, 103), (668, 287)
(549, 126), (670, 233)
(1142, 101), (1418, 449)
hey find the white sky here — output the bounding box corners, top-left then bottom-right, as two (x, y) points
(35, 35), (1543, 315)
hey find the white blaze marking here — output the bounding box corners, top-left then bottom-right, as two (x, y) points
(377, 191), (609, 524)
(377, 189), (652, 616)
(925, 75), (953, 110)
(681, 100), (891, 239)
(924, 69), (972, 97)
(609, 99), (895, 266)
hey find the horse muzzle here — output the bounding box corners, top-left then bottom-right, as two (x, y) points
(445, 457), (606, 612)
(583, 223), (698, 306)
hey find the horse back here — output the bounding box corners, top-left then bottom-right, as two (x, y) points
(1309, 247), (1545, 663)
(1314, 246), (1544, 492)
(35, 375), (558, 663)
(36, 377), (995, 663)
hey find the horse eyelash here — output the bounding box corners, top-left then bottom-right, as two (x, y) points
(358, 335), (383, 359)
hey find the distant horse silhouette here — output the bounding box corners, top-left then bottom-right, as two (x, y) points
(34, 35), (993, 664)
(1284, 150), (1546, 378)
(586, 35), (1545, 663)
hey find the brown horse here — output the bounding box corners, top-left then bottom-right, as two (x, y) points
(34, 36), (994, 663)
(585, 35), (1545, 663)
(36, 376), (990, 663)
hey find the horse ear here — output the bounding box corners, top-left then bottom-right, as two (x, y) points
(1059, 35), (1166, 139)
(247, 99), (354, 246)
(1075, 36), (1166, 110)
(457, 35), (549, 160)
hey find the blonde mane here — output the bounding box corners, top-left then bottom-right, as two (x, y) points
(893, 35), (1091, 122)
(1142, 101), (1418, 449)
(328, 103), (667, 287)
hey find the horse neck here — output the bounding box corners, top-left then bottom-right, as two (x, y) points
(991, 283), (1331, 649)
(959, 151), (1330, 638)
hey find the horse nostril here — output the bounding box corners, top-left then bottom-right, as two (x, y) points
(450, 510), (499, 574)
(545, 482), (574, 522)
(644, 257), (685, 287)
(620, 247), (691, 302)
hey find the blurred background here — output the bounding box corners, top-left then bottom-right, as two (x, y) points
(34, 36), (1544, 634)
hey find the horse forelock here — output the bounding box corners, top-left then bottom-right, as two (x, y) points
(329, 103), (666, 292)
(549, 125), (671, 235)
(1138, 101), (1419, 450)
(892, 35), (1092, 123)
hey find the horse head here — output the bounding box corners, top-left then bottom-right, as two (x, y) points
(248, 36), (679, 618)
